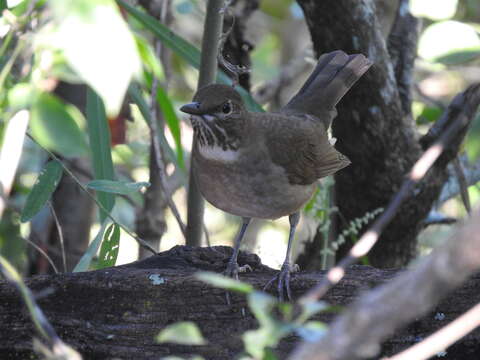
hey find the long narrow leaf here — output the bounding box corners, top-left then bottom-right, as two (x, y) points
(73, 220), (109, 272)
(97, 223), (120, 268)
(87, 179), (150, 195)
(20, 160), (63, 223)
(118, 0), (200, 67)
(128, 84), (187, 176)
(86, 88), (115, 222)
(30, 93), (89, 158)
(156, 86), (185, 169)
(118, 0), (263, 112)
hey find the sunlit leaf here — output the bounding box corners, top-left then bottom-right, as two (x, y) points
(97, 223), (120, 268)
(260, 0), (293, 19)
(7, 0), (24, 8)
(410, 0), (458, 21)
(30, 93), (89, 158)
(7, 83), (34, 110)
(418, 21), (480, 64)
(195, 271), (254, 294)
(87, 179), (150, 195)
(49, 0), (141, 115)
(20, 160), (63, 222)
(156, 322), (207, 345)
(135, 35), (164, 80)
(73, 220), (109, 272)
(86, 88), (115, 222)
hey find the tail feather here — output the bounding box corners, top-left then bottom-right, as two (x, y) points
(282, 50), (372, 128)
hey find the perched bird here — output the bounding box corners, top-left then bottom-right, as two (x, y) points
(180, 50), (372, 300)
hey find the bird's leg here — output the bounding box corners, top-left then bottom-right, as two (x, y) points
(264, 212), (300, 301)
(224, 217), (251, 305)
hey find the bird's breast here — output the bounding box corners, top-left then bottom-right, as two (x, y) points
(193, 145), (316, 219)
(197, 144), (239, 162)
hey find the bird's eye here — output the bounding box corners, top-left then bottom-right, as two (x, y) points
(222, 101), (232, 114)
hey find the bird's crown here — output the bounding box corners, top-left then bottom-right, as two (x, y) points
(181, 84), (244, 116)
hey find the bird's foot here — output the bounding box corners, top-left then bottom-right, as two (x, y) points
(224, 260), (252, 305)
(224, 261), (252, 280)
(264, 262), (300, 302)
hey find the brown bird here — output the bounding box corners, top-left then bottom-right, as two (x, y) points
(181, 50), (372, 300)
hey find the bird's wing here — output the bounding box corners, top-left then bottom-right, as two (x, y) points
(264, 115), (350, 185)
(282, 50), (372, 129)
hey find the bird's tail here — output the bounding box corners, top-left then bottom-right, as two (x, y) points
(283, 50), (372, 127)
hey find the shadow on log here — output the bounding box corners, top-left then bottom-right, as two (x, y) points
(1, 246), (479, 359)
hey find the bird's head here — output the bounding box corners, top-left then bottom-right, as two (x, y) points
(180, 84), (247, 150)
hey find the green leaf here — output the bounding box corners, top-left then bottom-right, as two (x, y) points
(156, 85), (185, 169)
(156, 322), (207, 345)
(87, 180), (150, 195)
(118, 0), (263, 112)
(86, 88), (115, 222)
(195, 271), (254, 294)
(247, 291), (277, 325)
(118, 0), (199, 67)
(294, 321), (327, 342)
(263, 349), (280, 360)
(97, 223), (120, 268)
(73, 220), (110, 272)
(296, 301), (329, 324)
(20, 160), (63, 223)
(128, 83), (186, 174)
(243, 322), (290, 359)
(49, 0), (141, 115)
(435, 49), (480, 66)
(7, 83), (34, 111)
(135, 35), (164, 80)
(30, 93), (89, 158)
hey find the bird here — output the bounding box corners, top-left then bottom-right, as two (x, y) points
(180, 50), (372, 301)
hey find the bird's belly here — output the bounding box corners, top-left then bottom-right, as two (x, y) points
(193, 154), (316, 219)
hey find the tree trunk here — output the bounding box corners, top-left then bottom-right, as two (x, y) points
(295, 0), (472, 267)
(1, 246), (479, 359)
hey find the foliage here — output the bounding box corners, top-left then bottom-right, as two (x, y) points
(195, 272), (329, 360)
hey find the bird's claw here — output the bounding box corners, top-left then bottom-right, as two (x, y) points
(224, 261), (252, 305)
(264, 262), (299, 302)
(224, 262), (252, 280)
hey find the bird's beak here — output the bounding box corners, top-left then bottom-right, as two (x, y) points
(180, 102), (202, 115)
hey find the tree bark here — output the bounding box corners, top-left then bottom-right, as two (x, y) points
(1, 246), (480, 359)
(295, 0), (474, 267)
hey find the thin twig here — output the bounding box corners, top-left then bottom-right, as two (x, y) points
(386, 302), (480, 360)
(452, 156), (471, 214)
(298, 84), (480, 305)
(21, 236), (59, 274)
(186, 0), (226, 245)
(149, 42), (187, 239)
(217, 8), (251, 86)
(48, 202), (67, 272)
(26, 133), (157, 255)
